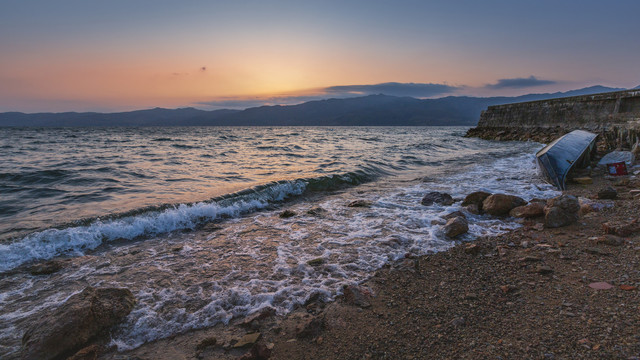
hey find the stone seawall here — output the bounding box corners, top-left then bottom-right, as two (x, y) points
(466, 89), (640, 150)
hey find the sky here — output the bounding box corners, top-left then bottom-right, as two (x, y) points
(1, 0), (639, 112)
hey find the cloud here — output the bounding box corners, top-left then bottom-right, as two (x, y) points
(486, 76), (556, 89)
(197, 82), (459, 109)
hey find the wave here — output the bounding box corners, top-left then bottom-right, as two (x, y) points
(0, 170), (380, 273)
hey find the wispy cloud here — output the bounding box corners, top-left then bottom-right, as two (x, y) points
(486, 76), (556, 89)
(197, 82), (459, 109)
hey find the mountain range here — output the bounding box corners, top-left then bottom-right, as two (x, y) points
(0, 85), (630, 127)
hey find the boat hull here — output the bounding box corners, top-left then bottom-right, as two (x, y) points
(536, 130), (598, 190)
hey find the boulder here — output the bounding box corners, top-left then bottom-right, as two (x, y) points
(461, 191), (491, 210)
(443, 211), (466, 220)
(421, 192), (454, 206)
(21, 287), (136, 360)
(482, 194), (527, 216)
(443, 216), (469, 238)
(597, 186), (617, 200)
(509, 202), (545, 218)
(543, 195), (580, 228)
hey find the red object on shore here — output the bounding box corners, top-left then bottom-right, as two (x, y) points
(606, 162), (628, 176)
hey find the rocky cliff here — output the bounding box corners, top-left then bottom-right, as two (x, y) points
(466, 89), (640, 150)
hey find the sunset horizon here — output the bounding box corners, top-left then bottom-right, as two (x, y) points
(2, 0), (639, 112)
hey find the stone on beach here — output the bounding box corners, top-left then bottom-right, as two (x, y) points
(21, 287), (136, 360)
(543, 195), (580, 228)
(482, 194), (526, 216)
(509, 202), (545, 218)
(421, 191), (454, 206)
(461, 191), (491, 212)
(29, 260), (65, 276)
(602, 218), (640, 237)
(597, 186), (618, 200)
(443, 216), (469, 238)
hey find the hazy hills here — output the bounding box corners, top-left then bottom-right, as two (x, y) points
(0, 85), (627, 127)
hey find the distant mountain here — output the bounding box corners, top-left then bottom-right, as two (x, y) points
(0, 85), (628, 127)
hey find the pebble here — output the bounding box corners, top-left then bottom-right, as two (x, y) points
(537, 265), (553, 274)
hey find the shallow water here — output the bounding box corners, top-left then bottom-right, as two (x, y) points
(0, 126), (559, 358)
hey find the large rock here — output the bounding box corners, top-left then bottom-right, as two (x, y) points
(461, 191), (491, 211)
(421, 192), (454, 206)
(544, 195), (580, 228)
(509, 202), (545, 218)
(21, 287), (136, 360)
(482, 194), (526, 216)
(443, 216), (469, 238)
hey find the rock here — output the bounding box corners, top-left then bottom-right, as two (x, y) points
(306, 207), (326, 216)
(500, 285), (518, 294)
(295, 316), (325, 339)
(279, 210), (296, 218)
(602, 218), (640, 237)
(597, 186), (617, 200)
(572, 176), (593, 184)
(67, 344), (101, 360)
(347, 200), (372, 208)
(449, 317), (466, 327)
(463, 293), (478, 300)
(521, 256), (541, 262)
(29, 260), (64, 275)
(463, 244), (480, 255)
(342, 285), (373, 308)
(509, 202), (544, 218)
(619, 285), (637, 291)
(544, 195), (580, 228)
(461, 191), (491, 210)
(585, 247), (610, 256)
(241, 307), (277, 328)
(443, 216), (468, 238)
(482, 194), (527, 216)
(21, 287), (136, 360)
(443, 211), (466, 220)
(464, 203), (481, 215)
(588, 282), (613, 290)
(593, 235), (624, 246)
(421, 192), (454, 206)
(196, 337), (218, 351)
(233, 333), (261, 348)
(306, 258), (325, 266)
(238, 343), (272, 360)
(537, 265), (553, 274)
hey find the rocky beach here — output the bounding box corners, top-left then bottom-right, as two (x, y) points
(21, 161), (636, 360)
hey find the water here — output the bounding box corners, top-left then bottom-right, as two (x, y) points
(0, 126), (558, 358)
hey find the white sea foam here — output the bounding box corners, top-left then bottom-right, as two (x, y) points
(0, 148), (563, 357)
(0, 181), (307, 272)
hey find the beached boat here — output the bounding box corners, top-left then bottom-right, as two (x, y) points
(536, 130), (598, 190)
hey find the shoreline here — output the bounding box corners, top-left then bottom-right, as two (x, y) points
(95, 169), (640, 360)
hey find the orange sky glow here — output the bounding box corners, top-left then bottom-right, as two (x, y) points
(1, 1), (638, 112)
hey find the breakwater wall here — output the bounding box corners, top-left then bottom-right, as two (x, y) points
(466, 89), (640, 150)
